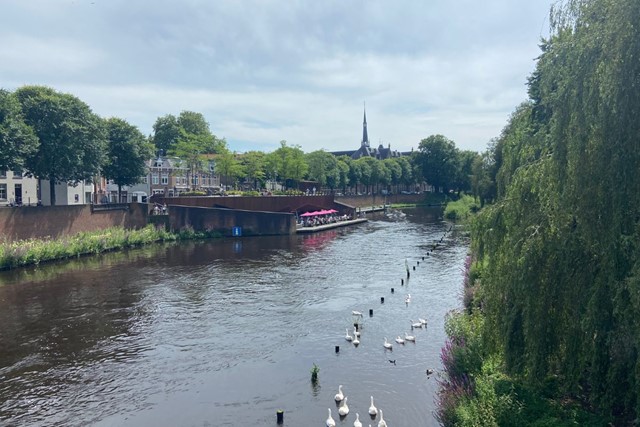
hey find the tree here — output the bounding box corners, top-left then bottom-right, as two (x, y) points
(270, 140), (308, 189)
(0, 89), (38, 172)
(15, 85), (106, 205)
(151, 114), (180, 154)
(215, 148), (243, 189)
(306, 150), (338, 190)
(169, 130), (214, 190)
(239, 151), (266, 189)
(103, 118), (154, 202)
(416, 134), (458, 192)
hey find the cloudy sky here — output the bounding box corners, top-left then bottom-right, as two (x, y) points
(1, 0), (552, 154)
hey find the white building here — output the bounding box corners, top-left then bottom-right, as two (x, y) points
(0, 169), (39, 206)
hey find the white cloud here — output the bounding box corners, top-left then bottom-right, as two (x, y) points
(1, 0), (552, 154)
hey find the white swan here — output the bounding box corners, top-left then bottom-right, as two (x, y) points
(368, 396), (378, 416)
(345, 328), (353, 342)
(353, 334), (360, 346)
(352, 310), (363, 317)
(405, 293), (411, 303)
(405, 331), (416, 342)
(353, 412), (363, 427)
(378, 409), (387, 427)
(383, 337), (393, 350)
(326, 408), (336, 427)
(419, 317), (427, 326)
(334, 384), (344, 402)
(395, 335), (405, 344)
(338, 396), (349, 416)
(353, 326), (361, 337)
(410, 319), (423, 328)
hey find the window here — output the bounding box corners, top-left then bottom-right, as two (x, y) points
(191, 175), (199, 185)
(152, 174), (159, 185)
(0, 169), (6, 178)
(142, 176), (148, 184)
(161, 173), (168, 185)
(13, 168), (22, 179)
(0, 184), (6, 200)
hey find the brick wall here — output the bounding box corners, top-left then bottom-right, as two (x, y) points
(0, 204), (148, 242)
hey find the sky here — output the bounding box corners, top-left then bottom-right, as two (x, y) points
(1, 0), (553, 154)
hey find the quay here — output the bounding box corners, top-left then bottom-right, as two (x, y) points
(296, 217), (368, 233)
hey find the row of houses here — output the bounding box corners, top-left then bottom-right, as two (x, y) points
(0, 156), (222, 207)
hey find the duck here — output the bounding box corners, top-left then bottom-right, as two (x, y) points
(334, 385), (344, 402)
(353, 326), (361, 338)
(378, 409), (387, 427)
(404, 331), (416, 342)
(368, 396), (378, 416)
(419, 317), (427, 326)
(345, 328), (353, 342)
(353, 334), (360, 346)
(395, 335), (405, 344)
(426, 368), (434, 376)
(353, 413), (363, 427)
(326, 408), (336, 427)
(410, 319), (423, 328)
(383, 337), (393, 350)
(338, 396), (349, 416)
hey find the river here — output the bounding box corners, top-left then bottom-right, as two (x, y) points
(0, 207), (468, 426)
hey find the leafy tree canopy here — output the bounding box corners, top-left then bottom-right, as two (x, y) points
(0, 89), (38, 171)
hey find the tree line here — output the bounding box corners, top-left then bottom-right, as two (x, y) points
(1, 85), (488, 204)
(460, 0), (640, 424)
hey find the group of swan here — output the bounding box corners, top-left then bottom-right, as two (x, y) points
(345, 326), (361, 346)
(327, 390), (388, 427)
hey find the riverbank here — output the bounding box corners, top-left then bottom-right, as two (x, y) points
(0, 225), (222, 271)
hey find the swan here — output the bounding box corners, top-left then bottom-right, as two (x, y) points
(405, 331), (416, 342)
(378, 409), (387, 427)
(326, 408), (336, 427)
(353, 334), (360, 346)
(368, 396), (378, 416)
(345, 328), (353, 342)
(395, 335), (405, 344)
(352, 310), (363, 317)
(353, 326), (361, 338)
(405, 293), (411, 303)
(353, 413), (363, 427)
(334, 384), (344, 402)
(383, 337), (393, 350)
(338, 396), (349, 416)
(419, 317), (427, 326)
(410, 319), (423, 328)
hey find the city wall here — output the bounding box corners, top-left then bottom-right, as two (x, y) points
(0, 204), (148, 242)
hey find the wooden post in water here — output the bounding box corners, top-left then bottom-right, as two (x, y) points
(369, 309), (373, 316)
(277, 410), (284, 424)
(391, 288), (395, 293)
(381, 297), (385, 304)
(335, 345), (340, 353)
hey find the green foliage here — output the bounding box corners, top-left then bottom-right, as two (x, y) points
(416, 134), (459, 191)
(467, 0), (640, 423)
(310, 363), (319, 382)
(0, 89), (39, 171)
(103, 117), (153, 200)
(444, 194), (480, 222)
(15, 85), (106, 205)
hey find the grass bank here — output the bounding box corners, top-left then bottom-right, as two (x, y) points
(443, 194), (480, 222)
(0, 225), (222, 271)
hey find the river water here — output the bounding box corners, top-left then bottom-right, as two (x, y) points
(0, 207), (468, 427)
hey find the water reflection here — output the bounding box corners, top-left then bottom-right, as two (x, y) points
(0, 207), (466, 426)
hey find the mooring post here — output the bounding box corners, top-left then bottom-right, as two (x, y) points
(369, 309), (373, 316)
(391, 288), (395, 293)
(335, 345), (340, 353)
(401, 278), (404, 285)
(277, 410), (284, 424)
(413, 266), (416, 271)
(381, 297), (385, 304)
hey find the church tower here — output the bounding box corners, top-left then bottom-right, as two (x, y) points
(361, 105), (370, 148)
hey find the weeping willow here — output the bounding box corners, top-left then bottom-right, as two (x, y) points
(473, 0), (640, 421)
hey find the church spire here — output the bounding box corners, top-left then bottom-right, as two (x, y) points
(362, 103), (369, 147)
